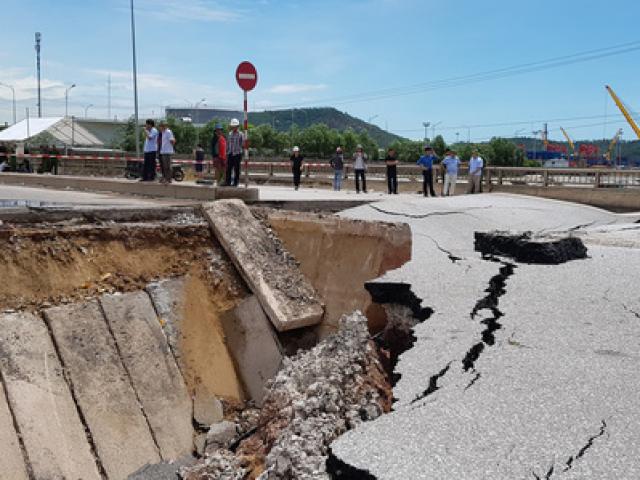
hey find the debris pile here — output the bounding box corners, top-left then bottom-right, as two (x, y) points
(182, 311), (392, 480)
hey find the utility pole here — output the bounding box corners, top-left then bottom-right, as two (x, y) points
(422, 121), (430, 141)
(65, 84), (76, 117)
(35, 32), (42, 117)
(130, 0), (140, 160)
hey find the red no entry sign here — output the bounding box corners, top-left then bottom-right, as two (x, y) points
(236, 61), (258, 91)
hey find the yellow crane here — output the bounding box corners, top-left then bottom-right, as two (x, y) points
(605, 85), (640, 140)
(604, 128), (623, 164)
(559, 126), (575, 154)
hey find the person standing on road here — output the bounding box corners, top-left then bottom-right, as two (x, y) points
(442, 149), (460, 196)
(159, 121), (176, 184)
(353, 144), (368, 193)
(290, 146), (304, 190)
(330, 147), (345, 191)
(467, 149), (484, 194)
(226, 118), (243, 187)
(0, 144), (8, 172)
(417, 146), (437, 197)
(385, 147), (399, 194)
(142, 119), (158, 181)
(49, 145), (59, 175)
(213, 123), (227, 186)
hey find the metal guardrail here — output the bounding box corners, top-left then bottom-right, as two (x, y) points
(2, 154), (639, 189)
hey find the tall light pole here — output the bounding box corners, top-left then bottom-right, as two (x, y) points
(130, 0), (140, 160)
(455, 132), (460, 144)
(84, 104), (94, 118)
(194, 97), (206, 124)
(35, 32), (42, 117)
(65, 84), (76, 117)
(422, 121), (430, 141)
(0, 82), (16, 124)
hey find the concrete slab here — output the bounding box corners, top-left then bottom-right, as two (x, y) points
(0, 380), (29, 480)
(221, 295), (284, 405)
(145, 277), (187, 366)
(0, 311), (101, 480)
(100, 291), (194, 460)
(203, 199), (324, 331)
(44, 300), (161, 479)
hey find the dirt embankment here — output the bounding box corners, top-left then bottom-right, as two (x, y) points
(0, 223), (247, 312)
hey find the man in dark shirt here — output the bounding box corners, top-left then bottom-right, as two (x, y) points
(385, 147), (399, 194)
(290, 146), (304, 190)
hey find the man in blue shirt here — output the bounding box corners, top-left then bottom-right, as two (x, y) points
(142, 119), (158, 181)
(442, 149), (460, 196)
(467, 149), (484, 194)
(417, 146), (437, 197)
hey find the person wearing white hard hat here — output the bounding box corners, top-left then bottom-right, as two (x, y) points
(226, 118), (244, 187)
(290, 146), (304, 190)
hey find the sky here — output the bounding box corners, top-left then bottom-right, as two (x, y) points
(1, 0), (639, 144)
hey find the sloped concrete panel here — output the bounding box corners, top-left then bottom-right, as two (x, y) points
(222, 295), (284, 405)
(100, 291), (194, 460)
(44, 300), (161, 479)
(0, 311), (101, 480)
(0, 380), (29, 480)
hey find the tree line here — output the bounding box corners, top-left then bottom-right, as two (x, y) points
(117, 117), (528, 166)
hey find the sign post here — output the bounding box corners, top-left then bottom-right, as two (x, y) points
(235, 61), (258, 188)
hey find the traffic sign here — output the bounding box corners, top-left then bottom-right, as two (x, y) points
(236, 61), (258, 91)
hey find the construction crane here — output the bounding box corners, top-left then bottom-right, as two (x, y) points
(605, 85), (640, 140)
(604, 128), (623, 165)
(559, 127), (575, 154)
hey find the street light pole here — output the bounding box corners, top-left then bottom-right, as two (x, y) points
(130, 0), (141, 160)
(422, 121), (430, 142)
(65, 84), (76, 117)
(431, 121), (442, 140)
(0, 82), (16, 124)
(35, 32), (42, 117)
(84, 104), (94, 118)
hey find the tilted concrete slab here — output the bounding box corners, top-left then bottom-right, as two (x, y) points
(0, 311), (101, 480)
(145, 277), (186, 366)
(203, 199), (324, 331)
(0, 380), (29, 480)
(44, 300), (161, 479)
(221, 295), (284, 405)
(100, 291), (194, 460)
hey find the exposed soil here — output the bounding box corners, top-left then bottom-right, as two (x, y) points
(0, 223), (246, 312)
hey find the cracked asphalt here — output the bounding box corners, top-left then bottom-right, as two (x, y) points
(332, 193), (640, 479)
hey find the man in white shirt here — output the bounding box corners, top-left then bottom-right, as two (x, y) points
(442, 150), (461, 196)
(159, 121), (176, 184)
(467, 150), (484, 194)
(142, 119), (158, 181)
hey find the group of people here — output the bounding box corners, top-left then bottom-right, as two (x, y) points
(288, 144), (484, 196)
(142, 119), (176, 183)
(143, 117), (246, 186)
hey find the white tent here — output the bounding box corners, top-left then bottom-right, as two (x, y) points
(0, 117), (104, 146)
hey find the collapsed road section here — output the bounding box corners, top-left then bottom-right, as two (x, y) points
(0, 200), (413, 480)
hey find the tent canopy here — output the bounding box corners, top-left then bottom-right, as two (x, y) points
(0, 117), (104, 146)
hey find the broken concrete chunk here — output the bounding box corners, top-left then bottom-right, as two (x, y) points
(202, 200), (324, 331)
(193, 385), (224, 426)
(206, 421), (238, 449)
(0, 311), (101, 480)
(127, 455), (198, 480)
(474, 231), (588, 264)
(221, 295), (284, 406)
(100, 291), (194, 460)
(146, 276), (187, 361)
(194, 433), (207, 457)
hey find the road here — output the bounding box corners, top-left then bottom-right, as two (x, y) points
(330, 193), (640, 479)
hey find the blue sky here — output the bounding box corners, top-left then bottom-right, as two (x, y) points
(1, 0), (639, 143)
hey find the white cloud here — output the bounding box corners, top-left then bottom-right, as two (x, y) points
(267, 83), (328, 95)
(135, 0), (239, 22)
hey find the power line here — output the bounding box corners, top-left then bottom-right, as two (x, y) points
(268, 40), (640, 109)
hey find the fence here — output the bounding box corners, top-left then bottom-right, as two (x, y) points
(3, 154), (640, 190)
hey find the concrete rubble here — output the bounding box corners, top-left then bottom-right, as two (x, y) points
(181, 311), (393, 480)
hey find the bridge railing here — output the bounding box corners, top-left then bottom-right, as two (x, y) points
(485, 167), (640, 189)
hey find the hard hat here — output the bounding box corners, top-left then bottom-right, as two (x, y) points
(230, 118), (240, 127)
(293, 146), (300, 152)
